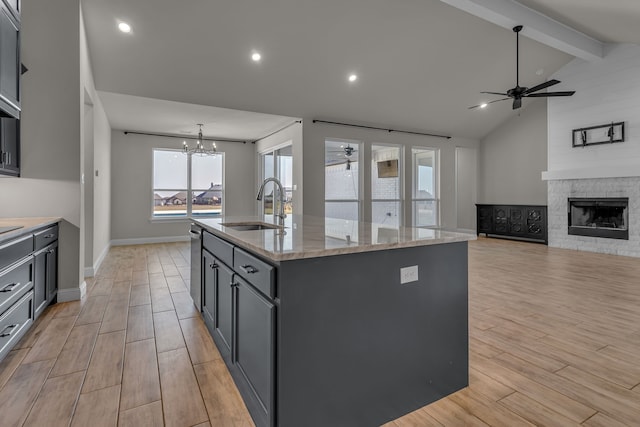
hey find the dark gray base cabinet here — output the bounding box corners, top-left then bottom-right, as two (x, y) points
(477, 204), (547, 243)
(198, 228), (468, 427)
(34, 240), (58, 318)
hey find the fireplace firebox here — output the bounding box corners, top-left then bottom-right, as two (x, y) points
(568, 198), (628, 240)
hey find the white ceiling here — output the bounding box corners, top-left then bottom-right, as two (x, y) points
(98, 91), (298, 141)
(80, 0), (626, 140)
(516, 0), (640, 44)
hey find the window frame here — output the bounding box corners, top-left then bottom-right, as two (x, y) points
(324, 138), (363, 221)
(371, 143), (404, 228)
(151, 148), (225, 220)
(411, 147), (440, 228)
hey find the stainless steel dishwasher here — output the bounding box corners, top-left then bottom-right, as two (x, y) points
(189, 223), (203, 312)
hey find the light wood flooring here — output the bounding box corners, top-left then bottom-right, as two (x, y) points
(1, 238), (640, 426)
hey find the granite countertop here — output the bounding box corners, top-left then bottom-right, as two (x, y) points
(193, 215), (475, 261)
(0, 217), (61, 245)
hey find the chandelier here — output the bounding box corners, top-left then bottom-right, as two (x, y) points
(182, 124), (218, 156)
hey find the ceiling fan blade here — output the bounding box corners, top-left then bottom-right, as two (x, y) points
(523, 79), (560, 94)
(512, 98), (522, 109)
(481, 91), (509, 96)
(525, 91), (575, 97)
(468, 98), (510, 109)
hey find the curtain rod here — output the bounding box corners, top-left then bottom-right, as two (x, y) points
(253, 120), (302, 143)
(123, 130), (250, 144)
(312, 119), (451, 139)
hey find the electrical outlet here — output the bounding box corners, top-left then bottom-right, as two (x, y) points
(400, 265), (419, 284)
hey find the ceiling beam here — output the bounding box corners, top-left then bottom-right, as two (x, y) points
(439, 0), (604, 61)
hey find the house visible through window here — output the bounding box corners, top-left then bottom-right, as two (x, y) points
(153, 149), (224, 218)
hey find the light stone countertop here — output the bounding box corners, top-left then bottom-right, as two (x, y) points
(193, 215), (476, 262)
(0, 217), (61, 245)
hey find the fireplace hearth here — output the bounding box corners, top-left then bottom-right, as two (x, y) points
(568, 198), (629, 240)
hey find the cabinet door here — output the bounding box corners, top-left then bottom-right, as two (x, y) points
(46, 242), (58, 302)
(33, 251), (48, 318)
(493, 206), (508, 234)
(202, 249), (217, 333)
(0, 117), (19, 176)
(508, 207), (525, 235)
(235, 276), (274, 421)
(215, 262), (233, 352)
(0, 3), (20, 118)
(525, 206), (546, 240)
(476, 205), (493, 234)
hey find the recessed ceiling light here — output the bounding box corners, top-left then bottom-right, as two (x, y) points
(118, 22), (132, 33)
(480, 103), (488, 109)
(348, 74), (358, 82)
(251, 52), (262, 62)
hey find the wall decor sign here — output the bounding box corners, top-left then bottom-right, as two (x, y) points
(572, 122), (625, 147)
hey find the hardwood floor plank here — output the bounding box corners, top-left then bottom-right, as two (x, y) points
(22, 316), (77, 364)
(154, 310), (186, 353)
(468, 367), (515, 401)
(498, 392), (581, 427)
(119, 400), (164, 427)
(120, 339), (161, 411)
(53, 300), (82, 318)
(82, 330), (126, 393)
(158, 347), (209, 427)
(49, 322), (100, 377)
(167, 275), (188, 293)
(149, 272), (168, 289)
(582, 412), (630, 427)
(180, 316), (221, 364)
(172, 291), (200, 319)
(132, 270), (149, 286)
(194, 359), (253, 426)
(71, 384), (121, 427)
(449, 388), (534, 427)
(23, 371), (84, 427)
(76, 295), (109, 325)
(150, 287), (175, 313)
(13, 306), (58, 349)
(126, 304), (155, 343)
(0, 348), (28, 389)
(422, 396), (490, 426)
(130, 285), (151, 306)
(90, 278), (114, 296)
(0, 359), (54, 427)
(100, 293), (130, 333)
(391, 407), (442, 426)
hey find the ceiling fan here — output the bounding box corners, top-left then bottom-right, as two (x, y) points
(469, 25), (575, 110)
(327, 144), (358, 158)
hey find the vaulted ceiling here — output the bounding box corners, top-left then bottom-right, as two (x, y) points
(80, 0), (632, 140)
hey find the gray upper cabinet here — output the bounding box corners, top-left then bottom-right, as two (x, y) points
(3, 0), (19, 18)
(0, 117), (19, 176)
(0, 0), (20, 119)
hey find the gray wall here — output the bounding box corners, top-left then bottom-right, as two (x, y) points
(110, 132), (256, 241)
(302, 120), (480, 230)
(479, 100), (548, 205)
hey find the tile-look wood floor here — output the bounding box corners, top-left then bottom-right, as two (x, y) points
(1, 238), (640, 426)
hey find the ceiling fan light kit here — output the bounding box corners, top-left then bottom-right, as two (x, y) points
(469, 25), (576, 110)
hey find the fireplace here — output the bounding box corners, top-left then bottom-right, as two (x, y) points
(568, 198), (629, 240)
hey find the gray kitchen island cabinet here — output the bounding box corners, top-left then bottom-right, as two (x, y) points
(195, 216), (474, 427)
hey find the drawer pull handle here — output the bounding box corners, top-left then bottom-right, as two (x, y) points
(240, 265), (258, 274)
(43, 233), (55, 239)
(0, 323), (19, 337)
(48, 248), (56, 254)
(230, 282), (238, 288)
(209, 262), (218, 269)
(0, 283), (19, 293)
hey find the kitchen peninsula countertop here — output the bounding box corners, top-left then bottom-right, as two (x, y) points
(193, 215), (475, 261)
(0, 217), (61, 245)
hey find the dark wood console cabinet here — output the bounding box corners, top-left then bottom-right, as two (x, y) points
(476, 204), (547, 244)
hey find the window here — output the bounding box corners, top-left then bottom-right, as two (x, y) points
(260, 145), (293, 216)
(412, 148), (439, 227)
(371, 144), (402, 228)
(325, 139), (361, 242)
(153, 149), (224, 218)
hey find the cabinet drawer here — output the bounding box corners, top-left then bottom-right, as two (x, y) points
(0, 255), (32, 316)
(0, 233), (32, 271)
(203, 231), (233, 267)
(0, 291), (33, 361)
(234, 247), (275, 299)
(34, 224), (58, 251)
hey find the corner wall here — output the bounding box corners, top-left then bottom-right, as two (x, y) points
(478, 100), (548, 205)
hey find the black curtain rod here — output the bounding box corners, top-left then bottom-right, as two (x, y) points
(312, 119), (451, 139)
(123, 130), (250, 144)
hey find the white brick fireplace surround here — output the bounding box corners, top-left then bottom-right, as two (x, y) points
(547, 178), (640, 257)
(543, 43), (640, 257)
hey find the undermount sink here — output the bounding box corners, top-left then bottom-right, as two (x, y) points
(220, 222), (283, 231)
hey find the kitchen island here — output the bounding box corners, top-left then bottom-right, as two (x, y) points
(192, 215), (474, 427)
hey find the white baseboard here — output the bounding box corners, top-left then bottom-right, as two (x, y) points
(110, 235), (189, 246)
(84, 243), (111, 277)
(57, 281), (87, 302)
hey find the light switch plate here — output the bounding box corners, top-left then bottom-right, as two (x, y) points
(400, 265), (419, 284)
